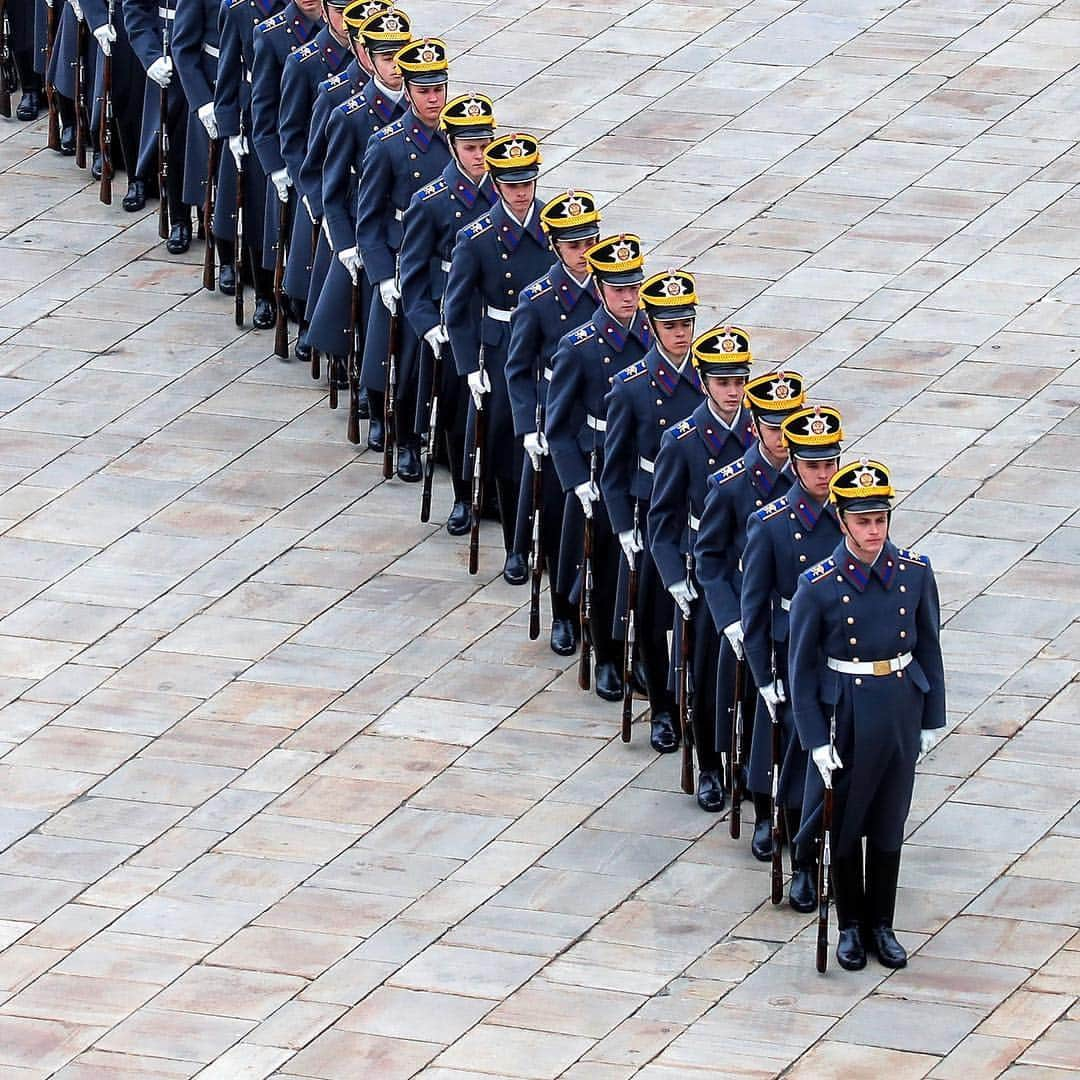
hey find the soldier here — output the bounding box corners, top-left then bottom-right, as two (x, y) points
(506, 190), (601, 652)
(306, 4), (407, 395)
(124, 0), (191, 246)
(547, 235), (651, 699)
(695, 373), (801, 861)
(789, 459), (944, 971)
(740, 403), (843, 909)
(601, 269), (702, 751)
(356, 37), (452, 479)
(648, 327), (755, 812)
(10, 0), (44, 118)
(399, 91), (498, 529)
(444, 133), (554, 582)
(47, 0), (92, 156)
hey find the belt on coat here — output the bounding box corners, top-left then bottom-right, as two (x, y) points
(158, 6), (176, 19)
(827, 653), (913, 677)
(393, 208), (404, 222)
(202, 43), (220, 58)
(485, 305), (512, 322)
(585, 413), (606, 431)
(639, 456), (654, 473)
(689, 514), (700, 532)
(542, 366), (552, 381)
(778, 596), (791, 611)
(440, 259), (451, 272)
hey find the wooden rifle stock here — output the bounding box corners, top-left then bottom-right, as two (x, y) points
(467, 375), (484, 574)
(0, 0), (16, 119)
(74, 18), (88, 167)
(527, 455), (543, 640)
(577, 451), (596, 691)
(97, 4), (114, 205)
(729, 654), (746, 839)
(620, 500), (639, 741)
(420, 341), (439, 523)
(678, 538), (695, 795)
(770, 646), (784, 904)
(233, 145), (245, 326)
(45, 2), (60, 149)
(346, 280), (362, 444)
(815, 714), (836, 974)
(272, 198), (289, 356)
(382, 307), (399, 480)
(201, 137), (219, 290)
(157, 84), (169, 237)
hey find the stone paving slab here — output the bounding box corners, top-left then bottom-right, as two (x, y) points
(0, 0), (1079, 1076)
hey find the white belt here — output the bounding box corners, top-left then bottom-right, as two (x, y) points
(244, 70), (252, 83)
(202, 43), (220, 58)
(639, 456), (654, 473)
(585, 414), (606, 432)
(393, 208), (404, 222)
(778, 596), (791, 611)
(440, 259), (451, 272)
(689, 514), (700, 532)
(827, 653), (912, 677)
(485, 305), (512, 323)
(158, 6), (176, 19)
(542, 366), (552, 381)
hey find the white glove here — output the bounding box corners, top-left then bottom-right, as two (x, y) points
(723, 620), (745, 660)
(574, 480), (598, 519)
(321, 217), (332, 249)
(618, 528), (642, 564)
(270, 168), (292, 204)
(147, 56), (173, 88)
(424, 324), (448, 358)
(68, 0), (83, 19)
(46, 0), (55, 10)
(92, 23), (115, 55)
(338, 247), (361, 284)
(467, 368), (490, 410)
(759, 679), (785, 719)
(378, 277), (400, 314)
(669, 578), (698, 619)
(302, 194), (317, 224)
(228, 134), (247, 169)
(919, 729), (939, 758)
(812, 743), (843, 788)
(523, 430), (548, 471)
(197, 102), (218, 140)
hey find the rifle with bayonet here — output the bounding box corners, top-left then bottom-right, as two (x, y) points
(74, 14), (89, 167)
(729, 650), (746, 839)
(577, 449), (596, 691)
(383, 300), (399, 480)
(157, 11), (170, 239)
(419, 335), (440, 522)
(678, 530), (695, 795)
(233, 119), (245, 326)
(346, 279), (362, 445)
(97, 0), (114, 203)
(770, 643), (784, 904)
(467, 352), (485, 574)
(273, 197), (289, 357)
(527, 376), (544, 639)
(621, 500), (639, 743)
(44, 1), (60, 148)
(201, 136), (219, 289)
(816, 711), (835, 974)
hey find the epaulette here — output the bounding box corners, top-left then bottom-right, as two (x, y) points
(755, 495), (788, 522)
(897, 547), (929, 567)
(418, 177), (447, 202)
(523, 276), (552, 301)
(615, 359), (647, 383)
(569, 323), (597, 347)
(228, 0), (245, 9)
(803, 556), (837, 585)
(673, 417), (696, 440)
(258, 11), (287, 32)
(338, 93), (364, 115)
(295, 41), (319, 62)
(462, 214), (493, 240)
(714, 458), (745, 485)
(376, 118), (404, 141)
(321, 72), (349, 93)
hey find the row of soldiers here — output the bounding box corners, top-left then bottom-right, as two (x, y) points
(8, 0), (947, 975)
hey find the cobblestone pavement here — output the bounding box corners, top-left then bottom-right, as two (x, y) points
(1, 0), (1079, 1076)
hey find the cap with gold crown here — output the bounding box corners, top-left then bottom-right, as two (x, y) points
(830, 458), (894, 513)
(540, 190), (600, 243)
(691, 325), (752, 378)
(484, 133), (541, 184)
(640, 269), (697, 322)
(586, 234), (644, 286)
(394, 38), (448, 84)
(745, 370), (805, 426)
(440, 93), (495, 141)
(352, 6), (408, 49)
(781, 405), (844, 460)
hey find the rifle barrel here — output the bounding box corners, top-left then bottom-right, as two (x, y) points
(273, 198), (289, 357)
(201, 137), (219, 290)
(346, 282), (362, 445)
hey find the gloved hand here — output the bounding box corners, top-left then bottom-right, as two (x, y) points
(321, 217), (332, 249)
(378, 277), (400, 314)
(467, 368), (490, 410)
(92, 22), (115, 55)
(67, 0), (83, 19)
(618, 527), (642, 564)
(759, 679), (786, 719)
(574, 480), (599, 519)
(270, 168), (291, 204)
(523, 430), (548, 471)
(669, 578), (698, 618)
(423, 324), (448, 358)
(228, 134), (247, 169)
(301, 194), (316, 225)
(338, 246), (361, 284)
(919, 729), (939, 758)
(197, 102), (218, 139)
(147, 56), (173, 88)
(723, 620), (744, 660)
(812, 743), (843, 788)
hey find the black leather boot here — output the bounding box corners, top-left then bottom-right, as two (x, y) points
(91, 151), (102, 181)
(17, 91), (41, 121)
(696, 768), (725, 813)
(502, 552), (527, 585)
(649, 711), (678, 754)
(833, 849), (867, 971)
(252, 298), (274, 330)
(397, 443), (421, 483)
(167, 220), (191, 254)
(595, 660), (622, 702)
(59, 124), (76, 155)
(549, 617), (576, 656)
(751, 793), (772, 862)
(217, 262), (236, 296)
(447, 501), (470, 537)
(122, 179), (146, 211)
(866, 845), (907, 968)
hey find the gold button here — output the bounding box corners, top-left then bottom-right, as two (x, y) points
(560, 313), (566, 320)
(656, 398), (662, 406)
(842, 596), (850, 603)
(900, 631), (906, 638)
(789, 512), (796, 519)
(799, 554), (806, 563)
(899, 608), (906, 615)
(849, 637), (857, 645)
(410, 153), (416, 160)
(846, 617), (854, 624)
(794, 532), (802, 540)
(855, 678), (862, 686)
(604, 358), (610, 364)
(756, 499), (762, 507)
(505, 272), (512, 278)
(413, 171), (420, 179)
(900, 585), (906, 592)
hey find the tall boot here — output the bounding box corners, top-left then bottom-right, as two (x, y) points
(446, 473), (471, 537)
(786, 807), (816, 913)
(366, 389), (385, 452)
(496, 477), (526, 584)
(832, 844), (866, 970)
(751, 792), (772, 861)
(641, 631), (677, 753)
(549, 587), (577, 657)
(865, 845), (907, 968)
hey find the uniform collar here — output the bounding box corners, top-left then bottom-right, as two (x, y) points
(402, 109), (442, 154)
(597, 307), (651, 353)
(315, 26), (346, 71)
(492, 199), (548, 252)
(292, 9), (318, 44)
(445, 163), (492, 210)
(647, 345), (700, 397)
(255, 0), (277, 18)
(549, 263), (594, 314)
(365, 78), (402, 122)
(744, 441), (783, 499)
(697, 403), (753, 455)
(835, 539), (898, 593)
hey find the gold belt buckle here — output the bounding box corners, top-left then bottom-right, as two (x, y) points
(872, 659), (890, 676)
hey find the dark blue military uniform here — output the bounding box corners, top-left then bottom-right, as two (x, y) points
(47, 2), (93, 111)
(649, 399), (755, 773)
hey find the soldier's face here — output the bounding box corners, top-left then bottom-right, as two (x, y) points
(554, 237), (592, 278)
(326, 4), (347, 38)
(406, 83), (447, 126)
(496, 179), (536, 218)
(704, 375), (746, 421)
(840, 510), (889, 562)
(451, 137), (492, 181)
(653, 317), (694, 360)
(600, 282), (640, 322)
(794, 456), (838, 501)
(369, 50), (402, 89)
(756, 420), (786, 461)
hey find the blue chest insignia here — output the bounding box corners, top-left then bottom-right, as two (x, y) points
(570, 324), (597, 347)
(616, 359), (648, 383)
(715, 459), (745, 485)
(755, 495), (788, 522)
(376, 118), (404, 141)
(462, 214), (493, 240)
(897, 547), (929, 567)
(419, 177), (447, 201)
(258, 11), (287, 31)
(803, 556), (837, 585)
(673, 417), (696, 440)
(524, 277), (552, 301)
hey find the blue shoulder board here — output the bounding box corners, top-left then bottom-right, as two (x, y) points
(674, 417), (696, 440)
(715, 458), (746, 485)
(338, 93), (364, 115)
(616, 358), (647, 383)
(523, 276), (552, 301)
(295, 41), (319, 62)
(418, 177), (447, 202)
(570, 324), (597, 347)
(897, 547), (929, 567)
(462, 214), (493, 240)
(321, 72), (349, 93)
(755, 494), (787, 522)
(258, 11), (287, 31)
(376, 118), (404, 140)
(803, 556), (837, 585)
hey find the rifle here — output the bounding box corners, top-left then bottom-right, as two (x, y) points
(201, 137), (219, 290)
(816, 711), (835, 974)
(467, 354), (485, 574)
(157, 12), (171, 240)
(74, 15), (88, 167)
(272, 197), (289, 356)
(346, 279), (362, 445)
(678, 534), (695, 795)
(527, 384), (544, 639)
(97, 0), (114, 203)
(383, 301), (399, 480)
(45, 1), (60, 148)
(577, 450), (596, 691)
(420, 339), (439, 522)
(0, 0), (16, 119)
(770, 645), (784, 904)
(621, 501), (639, 741)
(729, 652), (746, 839)
(233, 128), (245, 326)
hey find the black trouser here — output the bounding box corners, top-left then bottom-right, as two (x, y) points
(832, 842), (902, 930)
